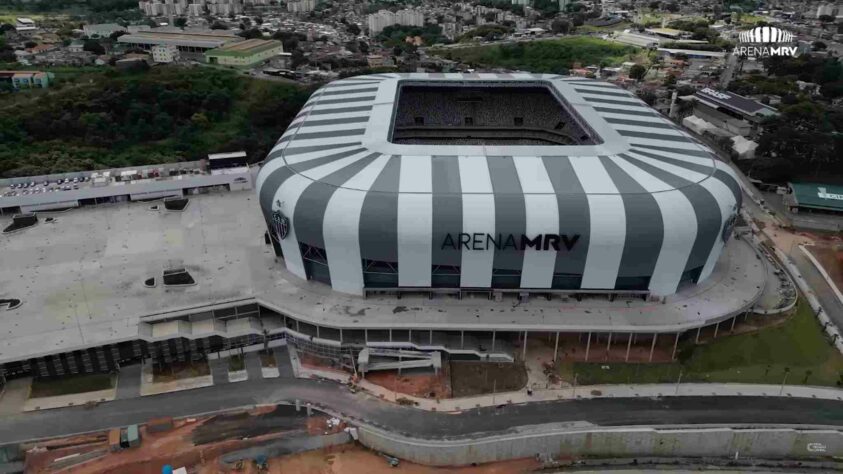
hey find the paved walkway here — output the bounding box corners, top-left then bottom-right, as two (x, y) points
(275, 347), (295, 378)
(245, 352), (263, 380)
(115, 364), (141, 400)
(210, 357), (229, 385)
(0, 378), (29, 416)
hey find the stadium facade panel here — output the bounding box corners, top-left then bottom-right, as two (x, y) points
(256, 73), (742, 297)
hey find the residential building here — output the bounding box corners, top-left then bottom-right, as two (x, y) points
(68, 40), (86, 53)
(287, 0), (317, 14)
(0, 71), (54, 90)
(15, 17), (37, 37)
(205, 39), (284, 67)
(367, 9), (424, 35)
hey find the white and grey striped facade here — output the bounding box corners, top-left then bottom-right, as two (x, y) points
(256, 73), (742, 297)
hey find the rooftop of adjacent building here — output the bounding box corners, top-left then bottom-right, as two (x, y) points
(206, 38), (283, 57)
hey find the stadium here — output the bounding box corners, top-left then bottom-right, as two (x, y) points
(257, 74), (743, 298)
(0, 74), (785, 382)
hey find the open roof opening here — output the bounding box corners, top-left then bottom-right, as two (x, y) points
(390, 82), (599, 146)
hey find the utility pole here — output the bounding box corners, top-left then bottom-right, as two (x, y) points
(675, 369), (683, 395)
(780, 368), (790, 396)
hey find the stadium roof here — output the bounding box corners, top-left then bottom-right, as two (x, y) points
(788, 182), (843, 213)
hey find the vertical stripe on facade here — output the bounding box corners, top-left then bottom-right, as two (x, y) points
(599, 156), (663, 290)
(487, 156), (526, 276)
(275, 152), (372, 279)
(513, 156), (559, 288)
(431, 156), (462, 269)
(397, 156), (433, 287)
(293, 152), (381, 249)
(570, 157), (626, 289)
(358, 156), (401, 264)
(623, 151), (724, 279)
(323, 154), (392, 295)
(541, 156), (590, 282)
(610, 155), (698, 295)
(459, 155), (495, 288)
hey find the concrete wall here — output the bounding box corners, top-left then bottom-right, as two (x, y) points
(357, 424), (843, 467)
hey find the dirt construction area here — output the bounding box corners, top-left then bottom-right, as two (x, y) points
(220, 442), (541, 474)
(365, 367), (452, 399)
(21, 403), (542, 474)
(808, 244), (843, 293)
(22, 405), (336, 473)
(450, 361), (528, 397)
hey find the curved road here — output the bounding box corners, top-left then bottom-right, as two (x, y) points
(2, 377), (843, 444)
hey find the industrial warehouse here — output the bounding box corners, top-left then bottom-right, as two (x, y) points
(0, 74), (791, 381)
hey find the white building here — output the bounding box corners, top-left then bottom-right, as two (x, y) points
(287, 0), (316, 13)
(152, 44), (180, 63)
(83, 23), (127, 38)
(367, 9), (424, 35)
(15, 17), (38, 37)
(816, 3), (838, 18)
(140, 0), (242, 18)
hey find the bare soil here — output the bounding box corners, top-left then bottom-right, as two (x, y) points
(450, 361), (528, 397)
(365, 367), (452, 399)
(808, 245), (843, 293)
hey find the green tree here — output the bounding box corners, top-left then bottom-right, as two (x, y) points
(174, 17), (187, 28)
(551, 19), (572, 34)
(629, 64), (647, 81)
(83, 39), (105, 55)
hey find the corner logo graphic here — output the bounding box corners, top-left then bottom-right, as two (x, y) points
(734, 26), (799, 58)
(818, 187), (843, 201)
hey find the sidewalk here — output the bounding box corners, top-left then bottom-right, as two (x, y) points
(289, 348), (843, 412)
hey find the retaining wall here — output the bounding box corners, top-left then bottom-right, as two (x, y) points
(357, 424), (843, 467)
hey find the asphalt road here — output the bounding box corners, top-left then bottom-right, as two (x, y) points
(2, 376), (843, 444)
(791, 247), (843, 330)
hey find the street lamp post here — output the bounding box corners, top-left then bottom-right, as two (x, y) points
(780, 368), (790, 396)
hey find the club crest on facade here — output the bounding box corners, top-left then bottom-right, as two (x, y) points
(272, 210), (289, 240)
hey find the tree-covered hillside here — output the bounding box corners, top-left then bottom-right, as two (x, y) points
(0, 67), (312, 177)
(431, 37), (637, 74)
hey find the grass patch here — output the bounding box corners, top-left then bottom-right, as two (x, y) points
(450, 361), (527, 397)
(573, 300), (843, 387)
(430, 36), (638, 73)
(30, 373), (113, 398)
(228, 355), (245, 372)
